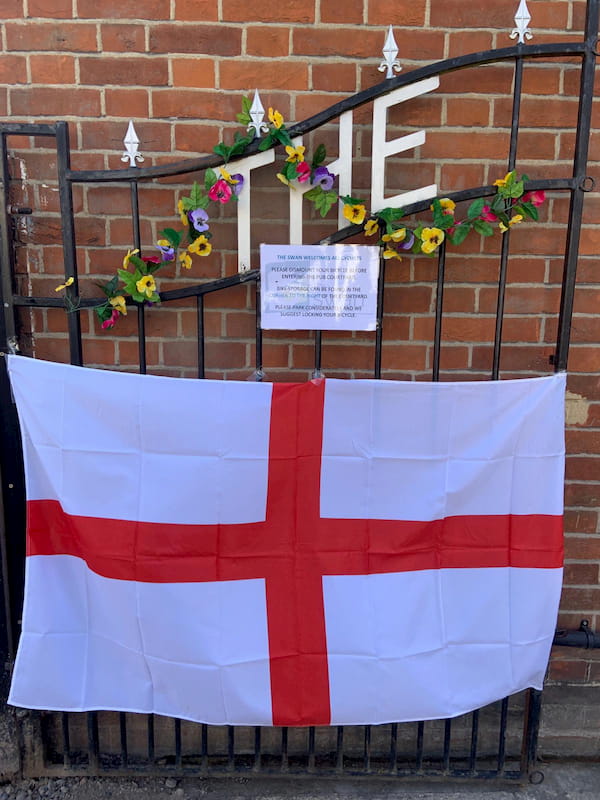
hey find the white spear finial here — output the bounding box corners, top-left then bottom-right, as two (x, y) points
(511, 0), (533, 44)
(378, 26), (401, 79)
(248, 90), (269, 139)
(121, 120), (144, 167)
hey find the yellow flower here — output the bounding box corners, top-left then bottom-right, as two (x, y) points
(440, 198), (456, 212)
(494, 172), (513, 188)
(188, 235), (212, 257)
(109, 295), (127, 316)
(219, 167), (241, 185)
(364, 219), (379, 237)
(420, 227), (445, 254)
(54, 276), (74, 292)
(383, 248), (402, 260)
(136, 275), (156, 299)
(276, 172), (291, 187)
(342, 203), (367, 225)
(178, 200), (188, 226)
(122, 248), (140, 269)
(382, 228), (407, 243)
(179, 251), (192, 269)
(499, 214), (524, 233)
(285, 145), (306, 163)
(268, 107), (284, 129)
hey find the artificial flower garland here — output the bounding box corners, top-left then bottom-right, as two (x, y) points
(55, 98), (545, 329)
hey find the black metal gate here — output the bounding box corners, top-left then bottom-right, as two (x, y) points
(0, 0), (598, 782)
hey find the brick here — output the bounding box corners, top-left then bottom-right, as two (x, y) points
(0, 0), (23, 17)
(381, 344), (427, 371)
(101, 23), (146, 53)
(174, 123), (220, 154)
(293, 27), (382, 59)
(80, 119), (171, 153)
(5, 21), (98, 52)
(246, 26), (289, 58)
(440, 65), (514, 96)
(422, 130), (510, 161)
(171, 58), (215, 89)
(388, 95), (443, 128)
(321, 0), (362, 24)
(0, 54), (26, 85)
(11, 86), (101, 116)
(447, 31), (493, 58)
(563, 562), (600, 586)
(78, 0), (169, 18)
(105, 88), (150, 118)
(548, 658), (588, 682)
(312, 62), (357, 93)
(219, 59), (308, 91)
(446, 98), (491, 128)
(223, 0), (314, 23)
(175, 0), (218, 21)
(30, 54), (75, 84)
(430, 1), (521, 28)
(149, 25), (241, 56)
(564, 511), (599, 535)
(496, 98), (579, 130)
(28, 0), (72, 17)
(568, 347), (600, 374)
(80, 57), (169, 86)
(565, 484), (600, 509)
(561, 587), (600, 611)
(368, 0), (425, 26)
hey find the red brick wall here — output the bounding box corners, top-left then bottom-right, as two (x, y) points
(1, 0), (600, 686)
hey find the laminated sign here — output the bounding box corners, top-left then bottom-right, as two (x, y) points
(8, 355), (565, 726)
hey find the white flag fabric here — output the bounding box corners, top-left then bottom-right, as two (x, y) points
(7, 355), (565, 726)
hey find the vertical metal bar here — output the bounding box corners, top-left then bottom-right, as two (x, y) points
(555, 0), (599, 371)
(55, 122), (82, 366)
(469, 709), (480, 774)
(174, 718), (182, 768)
(491, 231), (511, 380)
(415, 721), (424, 771)
(374, 240), (386, 378)
(443, 718), (452, 773)
(335, 726), (344, 773)
(308, 726), (315, 772)
(432, 239), (446, 381)
(389, 723), (398, 774)
(253, 726), (261, 771)
(313, 330), (322, 378)
(119, 712), (128, 768)
(0, 132), (16, 347)
(61, 712), (71, 769)
(255, 282), (263, 379)
(197, 295), (205, 379)
(87, 711), (99, 772)
(508, 57), (524, 171)
(137, 305), (147, 375)
(521, 688), (542, 778)
(201, 724), (208, 772)
(227, 725), (234, 771)
(147, 715), (155, 763)
(497, 696), (509, 774)
(280, 727), (288, 772)
(363, 725), (371, 773)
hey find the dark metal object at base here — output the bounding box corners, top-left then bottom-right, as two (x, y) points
(553, 619), (600, 649)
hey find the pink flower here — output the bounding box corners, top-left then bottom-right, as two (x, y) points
(296, 162), (311, 183)
(208, 179), (233, 204)
(523, 190), (546, 207)
(480, 205), (498, 222)
(101, 309), (119, 330)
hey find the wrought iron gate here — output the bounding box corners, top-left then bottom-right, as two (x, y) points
(0, 0), (598, 782)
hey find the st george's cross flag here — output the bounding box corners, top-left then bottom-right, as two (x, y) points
(7, 355), (565, 726)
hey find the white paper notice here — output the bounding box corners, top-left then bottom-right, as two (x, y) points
(260, 244), (380, 331)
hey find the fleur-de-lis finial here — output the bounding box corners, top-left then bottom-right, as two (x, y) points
(121, 121), (144, 167)
(248, 90), (269, 138)
(511, 0), (533, 44)
(378, 26), (401, 79)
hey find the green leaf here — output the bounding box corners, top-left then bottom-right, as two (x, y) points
(117, 268), (134, 283)
(438, 213), (455, 230)
(179, 196), (194, 212)
(190, 182), (205, 207)
(509, 180), (524, 199)
(213, 142), (233, 163)
(304, 187), (322, 202)
(450, 222), (472, 246)
(160, 227), (182, 248)
(467, 198), (485, 219)
(339, 194), (363, 206)
(311, 143), (327, 168)
(473, 219), (494, 237)
(236, 96), (252, 126)
(258, 132), (276, 151)
(274, 127), (293, 148)
(314, 190), (338, 217)
(204, 169), (218, 191)
(519, 201), (538, 221)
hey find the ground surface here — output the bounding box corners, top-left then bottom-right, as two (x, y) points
(1, 763), (599, 800)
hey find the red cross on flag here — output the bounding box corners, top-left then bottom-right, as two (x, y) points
(7, 355), (564, 726)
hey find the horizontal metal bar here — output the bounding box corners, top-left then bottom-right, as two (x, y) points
(62, 43), (586, 185)
(0, 123), (59, 137)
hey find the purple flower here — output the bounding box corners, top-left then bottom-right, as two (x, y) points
(156, 239), (175, 261)
(189, 208), (209, 233)
(400, 231), (415, 250)
(230, 173), (244, 196)
(312, 166), (335, 191)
